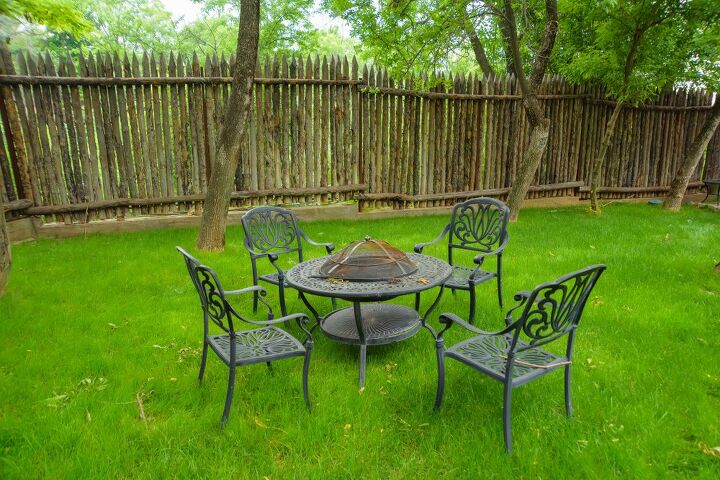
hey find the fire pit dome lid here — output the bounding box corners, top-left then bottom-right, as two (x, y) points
(318, 236), (417, 281)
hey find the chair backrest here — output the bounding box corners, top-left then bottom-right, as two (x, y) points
(177, 247), (234, 333)
(511, 265), (606, 352)
(241, 206), (302, 259)
(448, 197), (509, 260)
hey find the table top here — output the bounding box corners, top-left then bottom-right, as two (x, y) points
(285, 253), (452, 301)
(704, 179), (720, 184)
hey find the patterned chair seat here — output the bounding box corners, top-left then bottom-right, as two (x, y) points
(444, 266), (496, 289)
(208, 327), (306, 366)
(446, 334), (567, 385)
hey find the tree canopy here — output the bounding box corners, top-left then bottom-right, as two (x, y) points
(554, 0), (719, 102)
(1, 0), (361, 61)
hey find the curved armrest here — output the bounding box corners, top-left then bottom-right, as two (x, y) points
(414, 224), (451, 253)
(298, 228), (335, 254)
(225, 285), (268, 296)
(513, 290), (532, 301)
(235, 312), (313, 340)
(237, 311), (307, 327)
(472, 233), (510, 265)
(503, 290), (534, 325)
(244, 241), (284, 275)
(438, 312), (517, 339)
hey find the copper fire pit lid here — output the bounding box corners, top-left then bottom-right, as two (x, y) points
(318, 236), (418, 281)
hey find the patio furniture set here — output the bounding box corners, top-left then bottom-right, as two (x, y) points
(177, 197), (606, 452)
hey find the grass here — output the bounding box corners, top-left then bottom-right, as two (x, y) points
(0, 203), (719, 479)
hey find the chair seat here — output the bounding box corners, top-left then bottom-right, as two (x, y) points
(208, 327), (305, 366)
(444, 266), (496, 289)
(446, 334), (567, 385)
(259, 272), (290, 287)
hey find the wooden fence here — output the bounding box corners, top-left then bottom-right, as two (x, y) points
(0, 51), (718, 224)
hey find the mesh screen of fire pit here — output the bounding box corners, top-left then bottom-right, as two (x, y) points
(318, 236), (418, 281)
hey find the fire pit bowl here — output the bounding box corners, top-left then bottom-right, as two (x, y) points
(317, 236), (417, 281)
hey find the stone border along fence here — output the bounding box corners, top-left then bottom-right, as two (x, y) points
(0, 50), (718, 224)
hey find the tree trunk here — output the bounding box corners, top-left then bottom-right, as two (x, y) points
(498, 16), (517, 77)
(0, 162), (9, 296)
(196, 0), (260, 251)
(664, 100), (720, 211)
(589, 101), (624, 212)
(506, 119), (550, 221)
(464, 23), (494, 78)
(502, 0), (558, 221)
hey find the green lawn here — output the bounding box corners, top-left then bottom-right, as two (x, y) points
(1, 203), (719, 478)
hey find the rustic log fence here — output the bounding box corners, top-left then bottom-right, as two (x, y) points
(0, 50), (717, 224)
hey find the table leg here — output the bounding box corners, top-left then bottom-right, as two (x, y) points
(359, 344), (367, 388)
(298, 292), (322, 333)
(420, 285), (445, 339)
(353, 302), (368, 388)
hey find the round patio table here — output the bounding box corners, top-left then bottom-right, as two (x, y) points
(285, 253), (452, 387)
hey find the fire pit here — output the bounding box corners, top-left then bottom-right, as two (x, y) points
(317, 236), (418, 281)
(285, 237), (452, 387)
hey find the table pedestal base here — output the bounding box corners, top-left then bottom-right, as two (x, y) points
(321, 303), (421, 387)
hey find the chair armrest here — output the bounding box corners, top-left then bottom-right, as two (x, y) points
(244, 241), (284, 274)
(513, 290), (532, 301)
(502, 290), (535, 325)
(298, 228), (335, 254)
(472, 232), (509, 265)
(225, 285), (267, 296)
(413, 224), (451, 253)
(239, 312), (307, 327)
(233, 311), (313, 340)
(438, 312), (517, 338)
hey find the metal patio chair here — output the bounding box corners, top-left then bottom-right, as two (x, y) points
(241, 206), (336, 316)
(414, 197), (510, 323)
(177, 247), (313, 426)
(433, 264), (606, 453)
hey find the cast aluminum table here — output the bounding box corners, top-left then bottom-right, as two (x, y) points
(285, 253), (452, 387)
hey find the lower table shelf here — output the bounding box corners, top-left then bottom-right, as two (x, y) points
(320, 303), (421, 346)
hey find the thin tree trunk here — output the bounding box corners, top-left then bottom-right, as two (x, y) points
(0, 161), (9, 296)
(196, 0), (260, 251)
(505, 120), (550, 218)
(502, 0), (558, 221)
(464, 23), (494, 78)
(664, 100), (720, 211)
(498, 16), (517, 77)
(589, 101), (624, 211)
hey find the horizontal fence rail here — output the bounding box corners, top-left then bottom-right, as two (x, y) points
(0, 51), (718, 224)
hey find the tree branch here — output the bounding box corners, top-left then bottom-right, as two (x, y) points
(463, 21), (495, 77)
(528, 0), (558, 91)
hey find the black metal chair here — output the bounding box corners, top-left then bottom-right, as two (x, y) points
(433, 264), (606, 453)
(414, 197), (510, 323)
(241, 206), (336, 316)
(177, 247), (313, 426)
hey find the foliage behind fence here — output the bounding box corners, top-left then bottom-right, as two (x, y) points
(0, 51), (718, 224)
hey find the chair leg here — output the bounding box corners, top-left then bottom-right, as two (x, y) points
(303, 340), (313, 411)
(468, 286), (476, 325)
(503, 382), (513, 453)
(434, 339), (445, 411)
(198, 340), (208, 382)
(279, 288), (288, 317)
(278, 287), (289, 328)
(252, 289), (259, 314)
(564, 363), (573, 417)
(415, 292), (421, 312)
(331, 297), (337, 310)
(497, 256), (504, 309)
(221, 363), (236, 427)
(266, 361), (274, 375)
